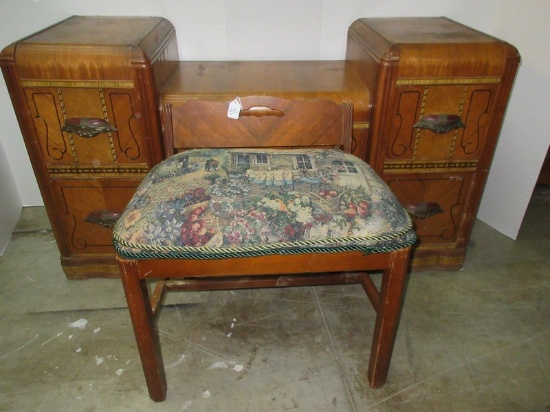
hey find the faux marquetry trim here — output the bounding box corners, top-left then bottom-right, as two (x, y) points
(412, 87), (430, 159)
(448, 87), (469, 158)
(21, 80), (134, 88)
(62, 263), (121, 276)
(98, 88), (118, 162)
(47, 164), (149, 178)
(396, 77), (501, 86)
(353, 121), (370, 129)
(383, 160), (478, 173)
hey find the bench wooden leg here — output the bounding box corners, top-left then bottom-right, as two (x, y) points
(367, 247), (411, 387)
(118, 259), (167, 402)
(118, 247), (411, 400)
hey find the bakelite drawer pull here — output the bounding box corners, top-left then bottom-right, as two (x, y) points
(61, 117), (117, 138)
(85, 210), (122, 228)
(406, 202), (443, 219)
(413, 114), (465, 134)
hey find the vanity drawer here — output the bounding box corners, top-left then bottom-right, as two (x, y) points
(384, 83), (499, 164)
(51, 179), (140, 255)
(385, 173), (473, 245)
(23, 86), (150, 170)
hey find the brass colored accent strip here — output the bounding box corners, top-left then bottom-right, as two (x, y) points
(412, 87), (429, 159)
(384, 160), (478, 173)
(449, 86), (469, 158)
(48, 164), (149, 178)
(410, 254), (465, 269)
(415, 244), (461, 251)
(396, 77), (501, 86)
(63, 263), (121, 276)
(353, 121), (369, 129)
(21, 80), (134, 89)
(57, 88), (79, 162)
(98, 88), (118, 162)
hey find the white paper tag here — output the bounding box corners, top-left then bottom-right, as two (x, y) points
(227, 97), (242, 119)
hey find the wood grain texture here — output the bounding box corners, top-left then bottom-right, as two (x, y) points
(346, 17), (520, 270)
(0, 16), (178, 278)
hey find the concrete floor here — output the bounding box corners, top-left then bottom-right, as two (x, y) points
(0, 194), (548, 411)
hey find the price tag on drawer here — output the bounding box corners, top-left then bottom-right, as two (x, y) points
(227, 97), (242, 119)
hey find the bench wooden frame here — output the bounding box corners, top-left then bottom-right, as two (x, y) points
(116, 96), (413, 401)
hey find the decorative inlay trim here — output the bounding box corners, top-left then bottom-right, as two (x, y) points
(384, 160), (478, 173)
(449, 86), (469, 158)
(353, 121), (369, 129)
(412, 87), (429, 159)
(48, 164), (149, 178)
(396, 77), (501, 86)
(21, 80), (134, 88)
(62, 264), (120, 275)
(56, 88), (78, 162)
(98, 89), (118, 162)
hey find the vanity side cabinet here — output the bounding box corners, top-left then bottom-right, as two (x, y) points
(1, 16), (179, 278)
(346, 17), (520, 270)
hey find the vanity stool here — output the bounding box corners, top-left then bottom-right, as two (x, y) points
(113, 96), (416, 401)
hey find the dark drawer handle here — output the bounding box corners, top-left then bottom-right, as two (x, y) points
(406, 202), (443, 219)
(61, 117), (117, 138)
(85, 210), (122, 228)
(413, 114), (465, 134)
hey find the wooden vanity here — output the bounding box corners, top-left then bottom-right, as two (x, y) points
(1, 16), (519, 278)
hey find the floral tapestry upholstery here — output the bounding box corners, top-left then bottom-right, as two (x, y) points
(113, 148), (416, 259)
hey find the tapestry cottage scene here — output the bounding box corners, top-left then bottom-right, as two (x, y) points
(114, 148), (415, 259)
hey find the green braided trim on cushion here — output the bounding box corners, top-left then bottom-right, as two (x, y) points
(114, 223), (416, 260)
(114, 231), (416, 260)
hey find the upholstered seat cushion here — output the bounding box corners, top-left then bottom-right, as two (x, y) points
(113, 148), (416, 259)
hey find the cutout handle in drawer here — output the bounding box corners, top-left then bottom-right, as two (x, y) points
(406, 202), (443, 219)
(61, 117), (117, 138)
(413, 114), (465, 134)
(85, 210), (122, 228)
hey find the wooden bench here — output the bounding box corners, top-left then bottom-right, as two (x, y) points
(113, 96), (416, 401)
